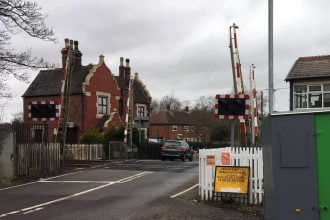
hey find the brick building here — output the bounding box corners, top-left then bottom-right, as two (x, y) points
(149, 110), (210, 142)
(22, 39), (151, 143)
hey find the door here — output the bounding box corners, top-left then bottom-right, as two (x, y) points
(269, 114), (319, 220)
(315, 113), (330, 220)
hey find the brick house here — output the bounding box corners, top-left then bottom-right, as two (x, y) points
(285, 55), (330, 111)
(149, 110), (210, 142)
(22, 39), (151, 143)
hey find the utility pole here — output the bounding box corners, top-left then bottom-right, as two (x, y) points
(261, 91), (264, 118)
(269, 0), (274, 114)
(129, 78), (134, 160)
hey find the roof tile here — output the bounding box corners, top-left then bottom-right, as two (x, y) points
(285, 55), (330, 81)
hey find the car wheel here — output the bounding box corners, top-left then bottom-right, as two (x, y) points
(189, 155), (193, 161)
(161, 157), (165, 161)
(170, 158), (174, 161)
(181, 153), (186, 162)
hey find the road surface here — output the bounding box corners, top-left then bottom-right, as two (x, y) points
(0, 159), (260, 220)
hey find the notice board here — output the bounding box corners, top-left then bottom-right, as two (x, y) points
(214, 166), (250, 194)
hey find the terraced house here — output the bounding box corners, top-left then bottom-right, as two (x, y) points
(149, 109), (210, 142)
(22, 39), (151, 143)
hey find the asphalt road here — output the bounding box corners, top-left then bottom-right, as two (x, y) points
(0, 159), (261, 220)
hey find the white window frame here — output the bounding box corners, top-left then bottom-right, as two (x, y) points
(137, 106), (145, 117)
(136, 104), (148, 117)
(96, 92), (111, 118)
(171, 125), (177, 131)
(184, 126), (189, 132)
(177, 134), (183, 139)
(293, 82), (330, 110)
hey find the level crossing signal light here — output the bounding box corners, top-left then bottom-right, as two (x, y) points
(214, 94), (250, 120)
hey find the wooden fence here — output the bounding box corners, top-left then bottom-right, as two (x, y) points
(199, 147), (263, 204)
(65, 144), (104, 160)
(16, 143), (61, 177)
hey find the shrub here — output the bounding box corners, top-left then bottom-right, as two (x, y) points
(80, 129), (104, 144)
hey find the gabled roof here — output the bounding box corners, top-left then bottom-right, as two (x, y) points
(22, 66), (93, 97)
(285, 55), (330, 81)
(150, 111), (195, 125)
(113, 76), (151, 104)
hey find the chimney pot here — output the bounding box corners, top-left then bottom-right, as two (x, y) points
(99, 55), (104, 63)
(120, 57), (124, 66)
(125, 58), (130, 68)
(69, 40), (74, 48)
(64, 38), (69, 47)
(74, 41), (78, 50)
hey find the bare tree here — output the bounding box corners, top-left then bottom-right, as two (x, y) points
(0, 0), (56, 98)
(150, 99), (160, 114)
(158, 94), (182, 112)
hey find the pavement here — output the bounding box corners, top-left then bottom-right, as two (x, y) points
(0, 159), (261, 220)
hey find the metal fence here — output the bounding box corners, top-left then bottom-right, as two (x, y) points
(65, 144), (104, 160)
(199, 147), (263, 204)
(138, 143), (161, 159)
(12, 121), (49, 144)
(16, 143), (61, 177)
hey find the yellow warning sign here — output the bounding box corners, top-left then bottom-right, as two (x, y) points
(214, 166), (249, 194)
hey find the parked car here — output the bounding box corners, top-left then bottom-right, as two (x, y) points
(160, 140), (193, 161)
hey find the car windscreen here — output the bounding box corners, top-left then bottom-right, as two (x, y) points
(164, 141), (181, 148)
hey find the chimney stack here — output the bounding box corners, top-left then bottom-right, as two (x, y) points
(73, 40), (82, 67)
(125, 58), (130, 68)
(61, 38), (70, 68)
(61, 38), (83, 69)
(124, 58), (131, 87)
(119, 57), (125, 88)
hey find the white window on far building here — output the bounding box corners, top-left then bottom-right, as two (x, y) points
(184, 126), (189, 132)
(172, 125), (177, 131)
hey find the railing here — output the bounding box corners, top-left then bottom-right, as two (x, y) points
(199, 147), (263, 204)
(16, 143), (61, 177)
(65, 144), (104, 160)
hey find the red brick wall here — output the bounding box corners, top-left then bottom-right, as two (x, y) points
(23, 96), (61, 142)
(23, 61), (123, 142)
(83, 62), (122, 132)
(149, 124), (210, 141)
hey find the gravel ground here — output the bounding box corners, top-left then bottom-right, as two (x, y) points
(134, 186), (263, 220)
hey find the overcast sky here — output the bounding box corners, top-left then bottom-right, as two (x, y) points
(2, 0), (330, 122)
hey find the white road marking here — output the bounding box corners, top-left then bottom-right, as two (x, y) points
(0, 171), (153, 218)
(116, 164), (192, 168)
(22, 207), (44, 215)
(170, 183), (199, 198)
(39, 180), (112, 184)
(42, 171), (85, 181)
(0, 160), (132, 192)
(0, 170), (84, 192)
